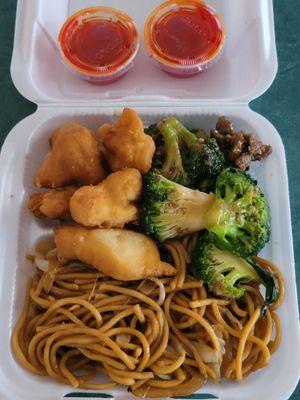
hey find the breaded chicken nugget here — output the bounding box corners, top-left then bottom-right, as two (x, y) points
(54, 226), (176, 281)
(28, 186), (77, 220)
(70, 168), (142, 228)
(35, 124), (106, 188)
(98, 108), (155, 174)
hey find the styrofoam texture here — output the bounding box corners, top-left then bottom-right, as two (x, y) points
(10, 0), (278, 105)
(3, 0), (299, 398)
(0, 107), (299, 400)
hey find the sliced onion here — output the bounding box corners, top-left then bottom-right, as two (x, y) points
(209, 362), (221, 381)
(149, 278), (166, 306)
(116, 334), (130, 346)
(139, 280), (155, 295)
(34, 253), (49, 272)
(213, 325), (226, 359)
(45, 248), (57, 259)
(156, 374), (171, 380)
(193, 340), (219, 364)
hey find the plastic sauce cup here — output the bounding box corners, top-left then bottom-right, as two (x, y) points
(144, 0), (225, 77)
(58, 7), (139, 84)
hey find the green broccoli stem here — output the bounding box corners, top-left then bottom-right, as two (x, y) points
(159, 121), (187, 183)
(158, 118), (200, 187)
(202, 199), (223, 229)
(157, 118), (225, 187)
(159, 118), (198, 147)
(153, 183), (215, 241)
(201, 199), (234, 233)
(202, 199), (246, 253)
(168, 188), (215, 235)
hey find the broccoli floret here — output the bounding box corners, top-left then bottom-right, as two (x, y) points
(196, 177), (217, 193)
(144, 124), (160, 138)
(142, 168), (271, 257)
(195, 137), (225, 181)
(192, 233), (260, 299)
(141, 170), (215, 242)
(206, 168), (271, 257)
(144, 124), (164, 169)
(157, 118), (191, 186)
(157, 118), (225, 186)
(192, 233), (278, 313)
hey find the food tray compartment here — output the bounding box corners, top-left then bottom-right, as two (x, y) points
(11, 0), (277, 103)
(0, 107), (299, 400)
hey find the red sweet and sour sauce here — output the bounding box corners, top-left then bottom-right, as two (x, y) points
(144, 0), (225, 76)
(59, 7), (139, 83)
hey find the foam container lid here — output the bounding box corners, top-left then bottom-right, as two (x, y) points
(0, 1), (299, 400)
(11, 0), (278, 106)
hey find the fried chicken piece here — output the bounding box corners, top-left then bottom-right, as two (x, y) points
(28, 186), (77, 220)
(98, 108), (155, 174)
(70, 168), (142, 228)
(54, 226), (176, 281)
(35, 124), (106, 188)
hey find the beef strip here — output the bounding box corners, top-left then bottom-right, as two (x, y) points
(210, 117), (272, 171)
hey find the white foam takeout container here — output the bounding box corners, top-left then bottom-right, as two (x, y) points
(0, 0), (299, 399)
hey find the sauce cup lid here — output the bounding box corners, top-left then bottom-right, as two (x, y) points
(144, 0), (225, 70)
(58, 6), (139, 77)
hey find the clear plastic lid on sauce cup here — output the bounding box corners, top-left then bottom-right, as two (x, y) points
(144, 0), (225, 77)
(58, 7), (139, 84)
